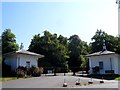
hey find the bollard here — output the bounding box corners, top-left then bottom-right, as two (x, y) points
(88, 77), (93, 84)
(63, 79), (67, 87)
(100, 76), (104, 83)
(76, 78), (80, 85)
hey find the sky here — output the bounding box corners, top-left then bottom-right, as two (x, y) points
(2, 0), (118, 50)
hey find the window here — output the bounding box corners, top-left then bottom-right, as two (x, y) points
(99, 61), (103, 69)
(26, 61), (30, 68)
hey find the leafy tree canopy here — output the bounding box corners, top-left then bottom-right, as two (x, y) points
(90, 29), (120, 54)
(28, 30), (69, 75)
(2, 29), (19, 54)
(68, 35), (89, 75)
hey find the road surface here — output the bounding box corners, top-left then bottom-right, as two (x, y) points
(2, 75), (119, 88)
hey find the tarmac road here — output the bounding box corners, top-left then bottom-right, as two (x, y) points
(2, 75), (119, 88)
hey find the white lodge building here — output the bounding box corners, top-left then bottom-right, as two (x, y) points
(86, 51), (120, 75)
(86, 40), (120, 75)
(3, 49), (44, 71)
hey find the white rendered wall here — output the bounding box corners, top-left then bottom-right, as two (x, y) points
(4, 54), (17, 71)
(4, 54), (39, 71)
(113, 55), (118, 74)
(118, 55), (120, 74)
(17, 54), (38, 68)
(89, 54), (117, 74)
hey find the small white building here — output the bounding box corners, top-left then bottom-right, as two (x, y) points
(86, 40), (120, 75)
(86, 50), (120, 75)
(3, 49), (44, 71)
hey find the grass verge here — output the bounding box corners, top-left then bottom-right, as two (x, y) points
(80, 74), (120, 80)
(0, 77), (24, 82)
(0, 76), (32, 82)
(115, 76), (120, 80)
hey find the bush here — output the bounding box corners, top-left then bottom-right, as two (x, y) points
(30, 66), (43, 77)
(16, 69), (25, 77)
(16, 66), (43, 77)
(16, 66), (26, 77)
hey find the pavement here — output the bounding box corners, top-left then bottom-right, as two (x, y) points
(1, 73), (119, 88)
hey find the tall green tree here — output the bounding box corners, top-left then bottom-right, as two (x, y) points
(116, 37), (120, 54)
(80, 41), (90, 72)
(68, 35), (84, 75)
(90, 30), (106, 53)
(28, 30), (69, 75)
(2, 29), (19, 54)
(90, 29), (120, 53)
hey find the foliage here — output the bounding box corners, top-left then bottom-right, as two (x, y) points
(116, 37), (120, 54)
(90, 29), (120, 54)
(68, 35), (89, 75)
(16, 69), (26, 77)
(28, 29), (120, 74)
(28, 31), (69, 75)
(2, 29), (19, 54)
(30, 66), (43, 77)
(16, 66), (43, 77)
(0, 77), (24, 82)
(115, 76), (120, 80)
(80, 55), (89, 72)
(16, 66), (27, 77)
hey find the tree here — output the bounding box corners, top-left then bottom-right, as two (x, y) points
(116, 37), (120, 54)
(28, 30), (69, 75)
(2, 29), (18, 77)
(68, 35), (83, 75)
(90, 29), (119, 53)
(2, 29), (19, 54)
(90, 29), (106, 53)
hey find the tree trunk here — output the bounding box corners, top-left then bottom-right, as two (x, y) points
(54, 68), (57, 76)
(73, 72), (76, 76)
(54, 72), (56, 76)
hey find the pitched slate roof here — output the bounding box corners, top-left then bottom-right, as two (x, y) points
(4, 49), (44, 58)
(86, 50), (115, 57)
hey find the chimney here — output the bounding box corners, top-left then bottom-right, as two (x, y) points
(20, 43), (24, 50)
(102, 39), (107, 51)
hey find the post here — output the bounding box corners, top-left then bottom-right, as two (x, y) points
(116, 0), (120, 37)
(63, 79), (67, 87)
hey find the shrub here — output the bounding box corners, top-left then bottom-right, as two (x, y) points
(16, 66), (43, 77)
(16, 69), (25, 77)
(16, 66), (27, 77)
(30, 66), (43, 77)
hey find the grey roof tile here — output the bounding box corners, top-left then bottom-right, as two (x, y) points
(4, 49), (44, 58)
(86, 50), (115, 57)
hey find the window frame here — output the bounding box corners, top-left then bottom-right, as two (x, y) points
(99, 61), (103, 70)
(26, 61), (30, 68)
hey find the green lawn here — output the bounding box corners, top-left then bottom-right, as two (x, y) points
(0, 75), (33, 82)
(0, 77), (26, 82)
(115, 76), (120, 80)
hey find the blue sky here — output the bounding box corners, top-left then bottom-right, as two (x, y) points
(2, 0), (118, 50)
